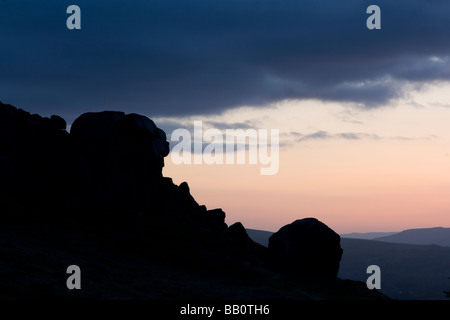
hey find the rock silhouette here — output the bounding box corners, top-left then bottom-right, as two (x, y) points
(0, 103), (226, 230)
(0, 102), (70, 223)
(0, 101), (384, 300)
(69, 111), (169, 219)
(268, 218), (343, 279)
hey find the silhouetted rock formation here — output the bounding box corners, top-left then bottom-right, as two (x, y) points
(0, 102), (70, 222)
(69, 111), (169, 218)
(0, 102), (231, 231)
(0, 102), (387, 300)
(268, 218), (343, 279)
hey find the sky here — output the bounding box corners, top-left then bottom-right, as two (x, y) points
(1, 0), (450, 233)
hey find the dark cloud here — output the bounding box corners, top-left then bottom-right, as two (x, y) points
(1, 0), (450, 123)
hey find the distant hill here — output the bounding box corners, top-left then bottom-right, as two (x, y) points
(374, 227), (450, 247)
(246, 228), (450, 299)
(246, 229), (274, 247)
(246, 229), (403, 245)
(339, 238), (450, 300)
(341, 232), (398, 240)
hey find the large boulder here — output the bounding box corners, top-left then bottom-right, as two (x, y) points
(69, 111), (170, 217)
(0, 104), (173, 222)
(0, 103), (246, 249)
(268, 218), (343, 279)
(70, 111), (169, 168)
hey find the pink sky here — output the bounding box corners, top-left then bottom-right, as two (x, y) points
(160, 85), (450, 234)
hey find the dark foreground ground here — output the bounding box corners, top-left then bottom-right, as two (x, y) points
(0, 220), (387, 301)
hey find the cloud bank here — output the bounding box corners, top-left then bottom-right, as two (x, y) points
(1, 0), (450, 122)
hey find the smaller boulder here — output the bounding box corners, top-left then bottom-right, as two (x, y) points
(50, 115), (66, 130)
(205, 208), (227, 230)
(228, 222), (248, 239)
(268, 217), (343, 279)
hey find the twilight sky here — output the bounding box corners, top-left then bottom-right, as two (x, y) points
(1, 0), (450, 233)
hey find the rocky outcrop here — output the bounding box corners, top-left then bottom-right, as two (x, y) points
(69, 111), (170, 218)
(1, 101), (352, 294)
(0, 102), (70, 222)
(268, 218), (343, 279)
(0, 102), (225, 231)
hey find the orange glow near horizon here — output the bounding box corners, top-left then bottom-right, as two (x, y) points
(163, 142), (450, 234)
(159, 85), (450, 234)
